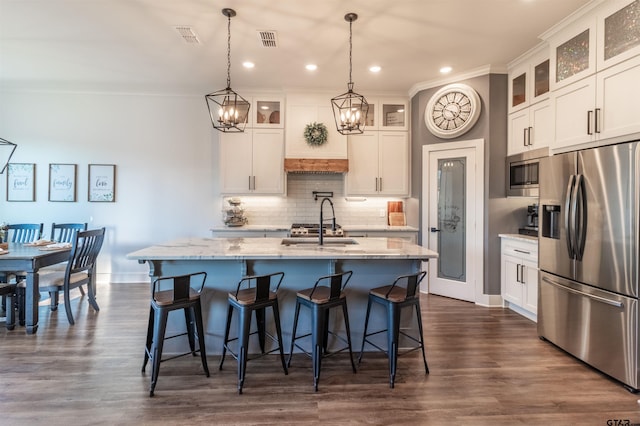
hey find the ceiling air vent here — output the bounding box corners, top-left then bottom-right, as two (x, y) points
(175, 26), (200, 44)
(257, 30), (278, 48)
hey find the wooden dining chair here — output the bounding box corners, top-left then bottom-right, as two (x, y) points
(19, 227), (106, 325)
(45, 223), (89, 309)
(7, 223), (43, 243)
(50, 223), (88, 243)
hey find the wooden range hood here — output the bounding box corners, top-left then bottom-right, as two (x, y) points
(284, 158), (349, 174)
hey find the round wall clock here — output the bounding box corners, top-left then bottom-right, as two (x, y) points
(424, 83), (481, 139)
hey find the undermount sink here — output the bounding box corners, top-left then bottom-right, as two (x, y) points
(280, 238), (359, 247)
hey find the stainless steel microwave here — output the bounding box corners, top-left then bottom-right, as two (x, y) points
(506, 147), (549, 197)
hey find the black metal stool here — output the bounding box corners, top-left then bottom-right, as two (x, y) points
(142, 272), (210, 397)
(287, 271), (356, 391)
(358, 271), (428, 388)
(219, 272), (288, 394)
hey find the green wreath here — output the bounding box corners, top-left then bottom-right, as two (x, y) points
(304, 122), (328, 146)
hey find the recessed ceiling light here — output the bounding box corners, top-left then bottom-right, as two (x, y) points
(440, 66), (452, 74)
(305, 64), (317, 71)
(369, 65), (381, 73)
(243, 61), (255, 68)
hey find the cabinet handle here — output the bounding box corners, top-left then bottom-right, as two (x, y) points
(252, 176), (256, 190)
(514, 249), (530, 255)
(379, 177), (382, 192)
(587, 110), (593, 135)
(521, 264), (526, 284)
(528, 127), (533, 146)
(595, 108), (601, 133)
(516, 264), (521, 283)
(248, 176), (252, 190)
(523, 128), (528, 147)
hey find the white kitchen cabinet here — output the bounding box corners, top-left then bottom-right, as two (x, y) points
(548, 0), (640, 91)
(507, 45), (552, 155)
(508, 99), (552, 155)
(220, 129), (284, 194)
(501, 236), (538, 322)
(552, 54), (640, 151)
(285, 94), (347, 159)
(345, 131), (409, 196)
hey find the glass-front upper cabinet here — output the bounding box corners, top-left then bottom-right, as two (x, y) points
(508, 43), (550, 113)
(379, 98), (408, 131)
(597, 0), (640, 71)
(549, 0), (639, 90)
(252, 97), (284, 128)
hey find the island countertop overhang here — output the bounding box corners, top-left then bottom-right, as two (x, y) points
(126, 237), (438, 262)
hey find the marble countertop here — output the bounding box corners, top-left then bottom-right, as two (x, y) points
(210, 225), (419, 232)
(498, 233), (538, 243)
(127, 237), (438, 261)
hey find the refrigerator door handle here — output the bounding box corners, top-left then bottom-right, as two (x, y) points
(542, 276), (624, 308)
(564, 174), (576, 259)
(574, 174), (587, 261)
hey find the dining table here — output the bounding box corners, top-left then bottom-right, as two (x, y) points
(0, 242), (71, 334)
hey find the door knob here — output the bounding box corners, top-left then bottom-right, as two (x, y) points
(430, 227), (440, 233)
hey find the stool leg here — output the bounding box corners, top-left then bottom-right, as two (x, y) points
(341, 301), (356, 374)
(237, 307), (252, 394)
(272, 299), (288, 375)
(255, 307), (266, 354)
(358, 296), (373, 364)
(387, 302), (401, 389)
(287, 299), (301, 368)
(193, 301), (210, 377)
(150, 309), (168, 397)
(142, 306), (154, 372)
(184, 307), (196, 356)
(219, 304), (233, 371)
(311, 304), (325, 392)
(414, 301), (429, 374)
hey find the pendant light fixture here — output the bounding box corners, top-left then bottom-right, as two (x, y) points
(331, 13), (369, 135)
(205, 8), (250, 133)
(0, 137), (17, 174)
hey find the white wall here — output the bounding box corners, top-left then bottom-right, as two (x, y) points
(1, 89), (410, 283)
(1, 90), (216, 282)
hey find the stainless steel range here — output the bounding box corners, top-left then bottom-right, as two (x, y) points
(289, 223), (344, 237)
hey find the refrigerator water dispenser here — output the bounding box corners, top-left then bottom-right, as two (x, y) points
(542, 205), (560, 239)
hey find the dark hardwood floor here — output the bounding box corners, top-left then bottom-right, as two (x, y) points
(1, 282), (639, 425)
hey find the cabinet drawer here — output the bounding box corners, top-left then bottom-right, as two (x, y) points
(502, 240), (538, 263)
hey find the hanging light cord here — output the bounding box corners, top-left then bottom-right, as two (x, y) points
(348, 18), (353, 86)
(226, 13), (231, 89)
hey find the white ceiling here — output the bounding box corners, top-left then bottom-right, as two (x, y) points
(0, 0), (592, 95)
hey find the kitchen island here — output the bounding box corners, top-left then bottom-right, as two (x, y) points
(127, 237), (438, 354)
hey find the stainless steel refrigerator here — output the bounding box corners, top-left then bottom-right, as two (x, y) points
(538, 141), (639, 391)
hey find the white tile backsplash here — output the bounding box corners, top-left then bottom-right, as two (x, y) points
(219, 174), (407, 226)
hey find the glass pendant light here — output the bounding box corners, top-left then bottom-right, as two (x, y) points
(331, 13), (369, 135)
(205, 8), (250, 133)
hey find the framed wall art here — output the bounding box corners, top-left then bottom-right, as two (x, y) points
(88, 164), (116, 202)
(6, 163), (36, 202)
(49, 163), (77, 202)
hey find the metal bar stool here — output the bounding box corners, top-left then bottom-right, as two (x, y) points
(287, 271), (356, 391)
(358, 271), (428, 388)
(219, 272), (287, 394)
(142, 272), (210, 397)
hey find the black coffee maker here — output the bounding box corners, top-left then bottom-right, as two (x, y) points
(519, 204), (539, 236)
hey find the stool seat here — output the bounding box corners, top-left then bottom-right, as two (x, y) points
(142, 272), (210, 397)
(287, 271), (356, 392)
(359, 271), (428, 388)
(220, 272), (287, 394)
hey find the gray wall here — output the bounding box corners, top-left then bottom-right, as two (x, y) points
(410, 74), (534, 295)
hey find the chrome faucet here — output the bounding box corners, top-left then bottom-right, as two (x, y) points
(319, 197), (336, 246)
